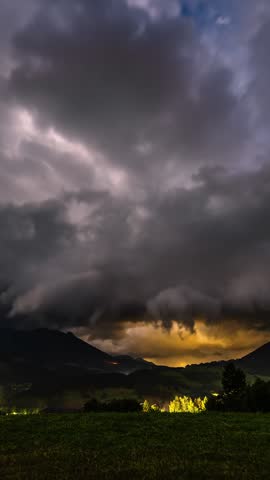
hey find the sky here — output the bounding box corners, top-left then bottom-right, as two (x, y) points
(1, 0), (270, 366)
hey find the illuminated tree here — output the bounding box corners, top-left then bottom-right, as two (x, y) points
(142, 400), (151, 413)
(169, 395), (207, 413)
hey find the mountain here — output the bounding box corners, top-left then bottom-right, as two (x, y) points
(196, 342), (270, 377)
(0, 328), (110, 368)
(0, 328), (153, 380)
(237, 342), (270, 375)
(0, 328), (270, 409)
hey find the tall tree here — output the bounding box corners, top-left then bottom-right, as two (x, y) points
(222, 363), (246, 395)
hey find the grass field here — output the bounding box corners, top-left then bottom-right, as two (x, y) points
(1, 413), (270, 479)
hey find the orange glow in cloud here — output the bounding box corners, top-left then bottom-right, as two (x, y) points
(86, 319), (270, 367)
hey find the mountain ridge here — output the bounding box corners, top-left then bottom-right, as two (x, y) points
(1, 327), (270, 373)
(0, 328), (270, 407)
(0, 327), (154, 375)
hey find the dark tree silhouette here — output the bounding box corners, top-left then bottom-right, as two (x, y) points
(222, 363), (246, 395)
(247, 378), (270, 412)
(208, 363), (270, 412)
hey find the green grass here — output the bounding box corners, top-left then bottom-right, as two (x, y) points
(1, 413), (270, 479)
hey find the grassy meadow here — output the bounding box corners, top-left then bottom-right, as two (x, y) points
(1, 413), (270, 479)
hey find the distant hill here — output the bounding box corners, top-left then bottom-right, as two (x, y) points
(0, 328), (110, 368)
(194, 342), (270, 377)
(0, 328), (269, 408)
(237, 342), (270, 375)
(0, 328), (153, 379)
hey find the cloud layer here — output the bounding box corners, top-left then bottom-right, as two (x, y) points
(1, 0), (270, 364)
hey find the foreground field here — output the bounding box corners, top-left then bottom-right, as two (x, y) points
(1, 413), (270, 479)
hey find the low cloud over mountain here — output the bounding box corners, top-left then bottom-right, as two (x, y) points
(1, 1), (270, 364)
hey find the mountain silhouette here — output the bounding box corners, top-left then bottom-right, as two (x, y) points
(237, 342), (270, 375)
(0, 328), (153, 377)
(0, 328), (269, 406)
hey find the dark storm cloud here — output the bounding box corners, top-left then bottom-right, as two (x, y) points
(0, 0), (38, 77)
(8, 0), (248, 175)
(1, 162), (270, 337)
(0, 0), (270, 346)
(249, 11), (270, 130)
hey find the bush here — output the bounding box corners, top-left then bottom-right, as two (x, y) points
(84, 398), (141, 413)
(150, 403), (161, 412)
(84, 399), (101, 412)
(104, 399), (141, 412)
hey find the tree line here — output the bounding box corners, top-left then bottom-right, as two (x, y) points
(3, 363), (265, 415)
(84, 363), (270, 413)
(207, 363), (270, 412)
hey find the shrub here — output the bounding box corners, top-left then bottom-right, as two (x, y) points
(84, 398), (141, 413)
(84, 399), (101, 412)
(150, 403), (161, 412)
(104, 399), (141, 412)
